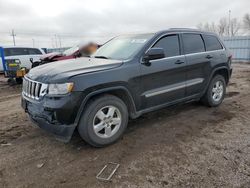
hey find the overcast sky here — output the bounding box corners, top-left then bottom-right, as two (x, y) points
(0, 0), (249, 48)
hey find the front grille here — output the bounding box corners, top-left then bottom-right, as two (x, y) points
(22, 77), (47, 100)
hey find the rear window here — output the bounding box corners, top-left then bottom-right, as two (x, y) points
(203, 35), (223, 51)
(4, 48), (42, 57)
(182, 34), (205, 54)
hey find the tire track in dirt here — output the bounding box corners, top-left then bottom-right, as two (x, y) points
(0, 94), (21, 102)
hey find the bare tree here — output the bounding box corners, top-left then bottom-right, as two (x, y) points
(230, 18), (240, 36)
(197, 22), (218, 33)
(243, 13), (250, 32)
(197, 16), (242, 36)
(203, 22), (211, 31)
(196, 23), (204, 30)
(217, 18), (228, 36)
(210, 22), (217, 33)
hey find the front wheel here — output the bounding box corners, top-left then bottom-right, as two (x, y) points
(201, 75), (226, 107)
(78, 95), (128, 147)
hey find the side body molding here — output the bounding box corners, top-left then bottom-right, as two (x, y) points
(143, 78), (204, 98)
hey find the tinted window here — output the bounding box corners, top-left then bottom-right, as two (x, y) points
(3, 49), (10, 56)
(4, 48), (29, 56)
(4, 48), (42, 57)
(203, 35), (223, 51)
(28, 48), (42, 55)
(153, 35), (180, 57)
(182, 34), (205, 54)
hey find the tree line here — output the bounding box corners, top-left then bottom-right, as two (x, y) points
(197, 13), (250, 36)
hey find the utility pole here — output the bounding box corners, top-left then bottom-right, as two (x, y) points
(58, 35), (62, 49)
(11, 29), (16, 46)
(228, 10), (231, 37)
(32, 39), (35, 47)
(51, 38), (54, 48)
(54, 34), (58, 48)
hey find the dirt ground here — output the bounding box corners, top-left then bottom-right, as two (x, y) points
(0, 63), (250, 188)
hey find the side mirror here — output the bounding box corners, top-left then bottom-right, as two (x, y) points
(30, 58), (33, 64)
(143, 48), (165, 65)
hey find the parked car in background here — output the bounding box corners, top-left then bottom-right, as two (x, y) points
(0, 47), (45, 71)
(31, 42), (100, 68)
(22, 28), (232, 147)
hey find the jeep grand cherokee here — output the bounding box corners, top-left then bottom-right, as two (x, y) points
(21, 28), (232, 147)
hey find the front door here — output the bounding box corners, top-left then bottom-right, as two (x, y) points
(140, 34), (187, 109)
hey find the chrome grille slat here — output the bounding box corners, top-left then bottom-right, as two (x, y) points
(29, 81), (32, 95)
(23, 79), (26, 94)
(26, 80), (28, 95)
(22, 77), (47, 100)
(26, 79), (28, 96)
(37, 84), (41, 98)
(28, 80), (31, 97)
(35, 83), (39, 98)
(31, 82), (35, 99)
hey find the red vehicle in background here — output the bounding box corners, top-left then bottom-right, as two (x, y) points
(31, 42), (100, 68)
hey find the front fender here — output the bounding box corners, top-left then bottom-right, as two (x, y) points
(73, 86), (138, 127)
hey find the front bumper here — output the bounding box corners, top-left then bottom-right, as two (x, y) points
(28, 115), (76, 142)
(21, 92), (83, 142)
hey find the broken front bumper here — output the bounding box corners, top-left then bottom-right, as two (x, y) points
(21, 92), (83, 142)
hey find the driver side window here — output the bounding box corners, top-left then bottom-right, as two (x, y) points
(153, 35), (180, 58)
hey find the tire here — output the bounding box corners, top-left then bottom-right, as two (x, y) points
(16, 77), (23, 84)
(7, 78), (15, 86)
(201, 75), (226, 107)
(78, 94), (128, 147)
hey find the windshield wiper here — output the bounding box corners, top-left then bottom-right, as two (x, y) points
(93, 55), (109, 59)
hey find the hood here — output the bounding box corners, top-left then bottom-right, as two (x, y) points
(27, 57), (123, 82)
(41, 52), (62, 60)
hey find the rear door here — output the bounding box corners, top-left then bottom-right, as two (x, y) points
(181, 33), (210, 97)
(202, 34), (227, 66)
(140, 34), (187, 109)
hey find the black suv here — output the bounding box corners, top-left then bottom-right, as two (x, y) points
(21, 29), (232, 147)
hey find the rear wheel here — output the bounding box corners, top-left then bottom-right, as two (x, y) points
(78, 95), (128, 147)
(201, 75), (226, 107)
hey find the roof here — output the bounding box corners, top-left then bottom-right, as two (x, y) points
(155, 28), (216, 35)
(2, 46), (42, 49)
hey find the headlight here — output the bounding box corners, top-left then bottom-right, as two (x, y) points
(48, 83), (74, 95)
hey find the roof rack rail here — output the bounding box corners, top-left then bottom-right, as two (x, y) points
(169, 28), (198, 30)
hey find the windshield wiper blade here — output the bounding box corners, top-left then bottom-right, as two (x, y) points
(93, 55), (109, 59)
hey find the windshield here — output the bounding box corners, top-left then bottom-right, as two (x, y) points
(63, 46), (79, 56)
(92, 34), (154, 60)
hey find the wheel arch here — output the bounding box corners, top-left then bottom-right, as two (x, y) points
(74, 86), (139, 127)
(211, 67), (230, 85)
(201, 66), (230, 97)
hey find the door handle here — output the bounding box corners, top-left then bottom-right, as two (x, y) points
(206, 55), (213, 59)
(175, 60), (185, 64)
